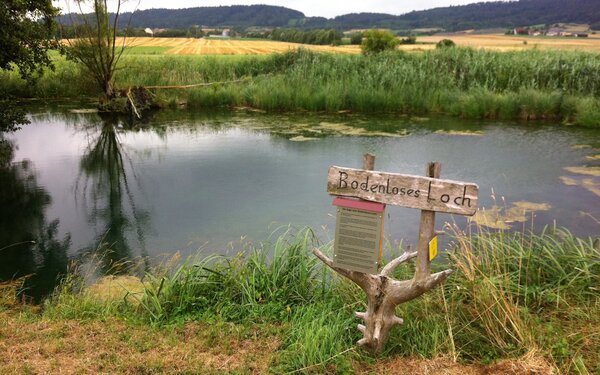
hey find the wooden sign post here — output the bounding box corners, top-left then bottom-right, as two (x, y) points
(313, 154), (479, 353)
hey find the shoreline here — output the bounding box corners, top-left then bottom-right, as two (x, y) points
(1, 228), (598, 373)
(2, 48), (599, 128)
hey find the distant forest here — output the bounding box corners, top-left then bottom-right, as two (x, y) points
(307, 0), (600, 31)
(270, 29), (344, 45)
(59, 0), (600, 31)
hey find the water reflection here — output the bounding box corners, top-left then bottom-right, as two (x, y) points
(0, 139), (70, 302)
(76, 116), (150, 274)
(3, 107), (600, 301)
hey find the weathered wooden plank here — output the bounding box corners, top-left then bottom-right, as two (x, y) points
(415, 162), (440, 282)
(327, 166), (479, 215)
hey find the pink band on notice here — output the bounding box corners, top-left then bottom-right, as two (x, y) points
(332, 197), (385, 213)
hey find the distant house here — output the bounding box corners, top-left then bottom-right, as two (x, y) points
(208, 29), (232, 38)
(546, 27), (566, 36)
(513, 28), (529, 35)
(575, 33), (589, 38)
(144, 28), (153, 37)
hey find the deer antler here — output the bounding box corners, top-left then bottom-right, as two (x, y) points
(313, 247), (452, 354)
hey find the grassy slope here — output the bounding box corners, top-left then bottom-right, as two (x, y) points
(2, 48), (600, 127)
(1, 228), (598, 374)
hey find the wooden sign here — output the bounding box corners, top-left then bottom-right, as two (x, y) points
(327, 166), (479, 216)
(315, 155), (479, 354)
(332, 197), (384, 274)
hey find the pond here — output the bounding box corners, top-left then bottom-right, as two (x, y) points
(2, 106), (599, 300)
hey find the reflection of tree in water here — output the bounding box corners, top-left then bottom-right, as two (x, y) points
(0, 140), (71, 302)
(77, 117), (150, 274)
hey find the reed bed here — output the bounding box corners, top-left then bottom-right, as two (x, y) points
(2, 48), (600, 126)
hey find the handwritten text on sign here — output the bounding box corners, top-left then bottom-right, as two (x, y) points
(333, 201), (384, 275)
(327, 166), (479, 216)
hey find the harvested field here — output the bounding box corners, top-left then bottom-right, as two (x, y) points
(125, 37), (361, 55)
(69, 34), (600, 55)
(121, 34), (600, 55)
(411, 33), (600, 52)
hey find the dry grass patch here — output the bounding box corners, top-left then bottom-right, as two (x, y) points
(0, 306), (280, 374)
(87, 275), (145, 304)
(355, 355), (555, 375)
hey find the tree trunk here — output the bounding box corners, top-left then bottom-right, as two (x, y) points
(104, 80), (114, 99)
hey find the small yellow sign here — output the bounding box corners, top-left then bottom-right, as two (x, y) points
(429, 236), (438, 261)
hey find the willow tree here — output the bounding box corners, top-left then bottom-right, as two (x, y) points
(1, 0), (58, 130)
(65, 0), (135, 98)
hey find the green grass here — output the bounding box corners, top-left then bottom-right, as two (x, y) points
(2, 47), (600, 127)
(123, 46), (173, 55)
(32, 225), (599, 373)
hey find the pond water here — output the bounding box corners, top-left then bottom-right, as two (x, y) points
(2, 106), (599, 300)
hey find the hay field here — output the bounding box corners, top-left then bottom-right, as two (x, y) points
(88, 34), (600, 55)
(406, 33), (600, 52)
(127, 37), (360, 55)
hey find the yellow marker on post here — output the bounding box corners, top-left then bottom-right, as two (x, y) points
(429, 236), (438, 261)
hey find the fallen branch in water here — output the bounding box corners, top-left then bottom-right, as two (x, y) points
(126, 88), (141, 119)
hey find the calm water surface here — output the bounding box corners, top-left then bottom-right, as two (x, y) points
(2, 107), (599, 300)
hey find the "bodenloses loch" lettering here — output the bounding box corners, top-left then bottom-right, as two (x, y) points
(337, 171), (472, 208)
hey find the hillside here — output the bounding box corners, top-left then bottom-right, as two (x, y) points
(304, 0), (600, 31)
(392, 0), (600, 31)
(59, 0), (600, 31)
(60, 5), (304, 29)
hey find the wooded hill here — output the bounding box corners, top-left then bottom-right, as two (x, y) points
(59, 0), (600, 31)
(307, 0), (600, 31)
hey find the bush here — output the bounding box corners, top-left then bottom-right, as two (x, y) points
(436, 39), (456, 48)
(349, 33), (363, 45)
(400, 36), (417, 45)
(361, 29), (399, 55)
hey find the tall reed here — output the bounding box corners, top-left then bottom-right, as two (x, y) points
(138, 227), (328, 323)
(3, 48), (600, 126)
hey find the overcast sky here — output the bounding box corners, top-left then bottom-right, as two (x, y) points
(66, 0), (503, 18)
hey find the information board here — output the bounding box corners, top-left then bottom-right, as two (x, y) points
(332, 198), (384, 274)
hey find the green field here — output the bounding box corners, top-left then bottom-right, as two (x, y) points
(124, 46), (175, 55)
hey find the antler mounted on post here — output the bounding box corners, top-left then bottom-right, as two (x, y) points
(315, 154), (461, 354)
